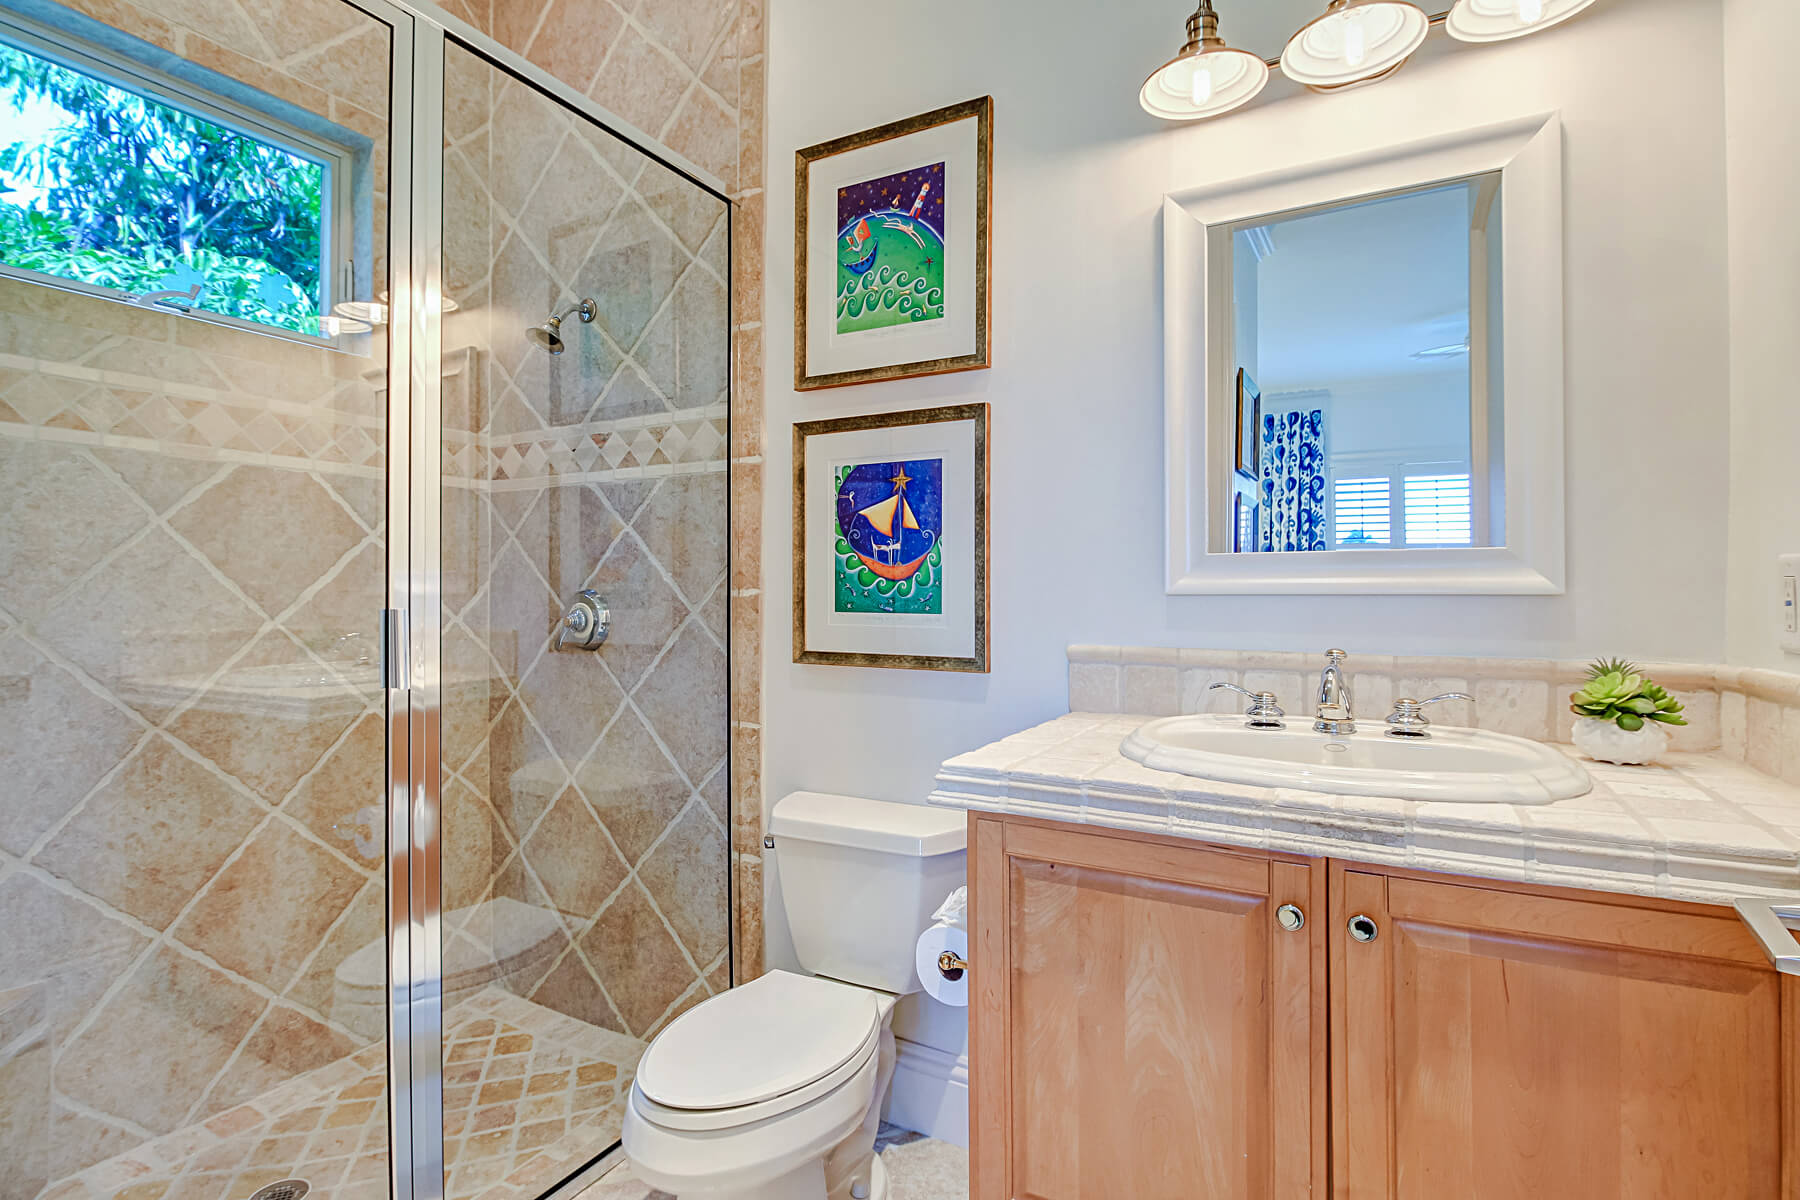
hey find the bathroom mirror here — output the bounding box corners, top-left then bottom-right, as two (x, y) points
(1163, 113), (1565, 594)
(1225, 174), (1502, 555)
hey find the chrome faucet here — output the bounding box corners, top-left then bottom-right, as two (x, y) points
(1209, 682), (1286, 730)
(1315, 649), (1355, 736)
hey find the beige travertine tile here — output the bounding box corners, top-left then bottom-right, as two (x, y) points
(637, 802), (730, 964)
(579, 883), (694, 1036)
(588, 23), (691, 138)
(576, 709), (692, 864)
(56, 947), (264, 1135)
(34, 735), (264, 930)
(634, 621), (728, 783)
(1122, 664), (1179, 716)
(525, 0), (627, 95)
(1749, 699), (1784, 777)
(173, 820), (367, 993)
(0, 986), (51, 1199)
(523, 787), (631, 919)
(517, 643), (628, 763)
(0, 442), (144, 619)
(1473, 678), (1552, 740)
(0, 638), (143, 856)
(585, 534), (687, 687)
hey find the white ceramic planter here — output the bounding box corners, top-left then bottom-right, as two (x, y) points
(1570, 716), (1669, 766)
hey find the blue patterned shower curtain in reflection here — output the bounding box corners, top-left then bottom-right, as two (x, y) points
(1259, 409), (1327, 552)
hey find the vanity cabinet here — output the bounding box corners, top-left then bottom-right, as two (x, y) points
(968, 815), (1800, 1199)
(967, 815), (1329, 1200)
(1332, 865), (1795, 1198)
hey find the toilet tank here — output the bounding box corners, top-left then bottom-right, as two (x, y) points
(770, 792), (966, 995)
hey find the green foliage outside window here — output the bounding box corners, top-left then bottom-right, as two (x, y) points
(0, 40), (328, 335)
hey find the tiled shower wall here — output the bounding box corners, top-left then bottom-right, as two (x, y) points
(0, 0), (399, 1192)
(469, 0), (770, 985)
(434, 38), (732, 1048)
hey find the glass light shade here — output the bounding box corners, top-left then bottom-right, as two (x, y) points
(1140, 45), (1270, 120)
(1445, 0), (1597, 42)
(1281, 0), (1430, 88)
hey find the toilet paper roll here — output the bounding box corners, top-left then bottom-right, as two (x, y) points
(914, 922), (969, 1007)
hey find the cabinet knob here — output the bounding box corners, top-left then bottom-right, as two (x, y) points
(1348, 913), (1379, 943)
(1276, 903), (1305, 932)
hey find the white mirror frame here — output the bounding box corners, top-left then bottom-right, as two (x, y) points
(1163, 112), (1565, 595)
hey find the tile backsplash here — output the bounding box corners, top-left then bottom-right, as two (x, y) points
(1068, 645), (1800, 786)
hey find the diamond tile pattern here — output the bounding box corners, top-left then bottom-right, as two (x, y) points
(0, 0), (746, 1194)
(52, 990), (642, 1200)
(440, 38), (731, 1095)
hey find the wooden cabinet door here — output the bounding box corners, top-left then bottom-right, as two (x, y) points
(969, 815), (1327, 1200)
(1332, 865), (1797, 1199)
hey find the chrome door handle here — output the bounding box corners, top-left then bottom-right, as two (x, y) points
(1348, 913), (1379, 943)
(1276, 904), (1305, 932)
(1732, 899), (1800, 975)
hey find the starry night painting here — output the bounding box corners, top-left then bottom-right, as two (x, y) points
(835, 161), (946, 336)
(833, 458), (943, 615)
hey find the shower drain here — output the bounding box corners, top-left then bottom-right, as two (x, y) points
(247, 1180), (310, 1200)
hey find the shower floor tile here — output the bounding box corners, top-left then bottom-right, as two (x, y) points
(49, 990), (644, 1200)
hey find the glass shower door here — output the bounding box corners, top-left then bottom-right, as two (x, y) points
(0, 0), (406, 1197)
(434, 39), (732, 1198)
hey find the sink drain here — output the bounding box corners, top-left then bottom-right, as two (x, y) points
(248, 1180), (310, 1200)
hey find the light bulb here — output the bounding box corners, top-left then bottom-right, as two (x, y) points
(1341, 11), (1366, 67)
(1191, 65), (1214, 106)
(1517, 0), (1543, 20)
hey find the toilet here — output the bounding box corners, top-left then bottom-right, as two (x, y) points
(622, 792), (966, 1200)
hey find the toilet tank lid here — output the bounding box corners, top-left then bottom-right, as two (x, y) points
(770, 792), (966, 856)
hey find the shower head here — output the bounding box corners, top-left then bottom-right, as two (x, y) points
(528, 298), (596, 355)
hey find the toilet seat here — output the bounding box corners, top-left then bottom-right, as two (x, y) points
(634, 972), (882, 1131)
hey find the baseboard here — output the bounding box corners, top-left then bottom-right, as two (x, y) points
(883, 1037), (969, 1148)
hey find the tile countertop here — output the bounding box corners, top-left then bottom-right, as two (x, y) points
(927, 712), (1800, 906)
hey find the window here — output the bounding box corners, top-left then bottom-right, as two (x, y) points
(0, 18), (348, 340)
(1332, 465), (1474, 548)
(1402, 473), (1473, 546)
(1333, 477), (1391, 546)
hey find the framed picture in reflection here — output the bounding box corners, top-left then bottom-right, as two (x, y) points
(793, 404), (988, 671)
(794, 98), (992, 390)
(1235, 367), (1262, 481)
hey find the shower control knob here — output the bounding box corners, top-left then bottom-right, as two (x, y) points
(555, 590), (610, 651)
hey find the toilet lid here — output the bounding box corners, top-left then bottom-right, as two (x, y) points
(635, 971), (881, 1110)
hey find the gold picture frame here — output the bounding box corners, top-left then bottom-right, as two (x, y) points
(793, 403), (989, 671)
(794, 97), (993, 390)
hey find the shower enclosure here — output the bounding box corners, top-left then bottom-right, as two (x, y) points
(0, 2), (731, 1199)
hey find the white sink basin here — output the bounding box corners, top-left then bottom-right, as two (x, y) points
(1120, 714), (1592, 804)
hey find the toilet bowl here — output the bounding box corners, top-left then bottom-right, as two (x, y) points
(621, 793), (966, 1200)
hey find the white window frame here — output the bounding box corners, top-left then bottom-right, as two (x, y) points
(1161, 112), (1565, 595)
(0, 9), (359, 349)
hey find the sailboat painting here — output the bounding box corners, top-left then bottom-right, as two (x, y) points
(832, 458), (944, 615)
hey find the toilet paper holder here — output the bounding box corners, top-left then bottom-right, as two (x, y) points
(936, 950), (969, 982)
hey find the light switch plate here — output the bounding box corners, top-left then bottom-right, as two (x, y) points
(1781, 554), (1800, 655)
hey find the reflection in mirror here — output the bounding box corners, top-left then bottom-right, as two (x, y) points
(1223, 173), (1503, 554)
(1215, 0), (1451, 64)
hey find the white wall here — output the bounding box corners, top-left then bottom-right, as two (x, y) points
(1723, 0), (1800, 671)
(761, 0), (1736, 1055)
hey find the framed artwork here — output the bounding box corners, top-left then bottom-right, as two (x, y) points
(793, 404), (989, 671)
(794, 97), (993, 390)
(1235, 367), (1262, 480)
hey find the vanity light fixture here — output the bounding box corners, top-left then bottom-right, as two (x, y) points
(1444, 0), (1597, 42)
(1139, 0), (1270, 121)
(1280, 0), (1431, 89)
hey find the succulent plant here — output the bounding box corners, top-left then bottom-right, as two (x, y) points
(1570, 660), (1687, 731)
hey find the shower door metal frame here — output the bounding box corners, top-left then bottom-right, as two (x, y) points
(367, 4), (736, 1200)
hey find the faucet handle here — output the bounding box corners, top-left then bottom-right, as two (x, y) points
(1209, 682), (1285, 730)
(1384, 692), (1474, 739)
